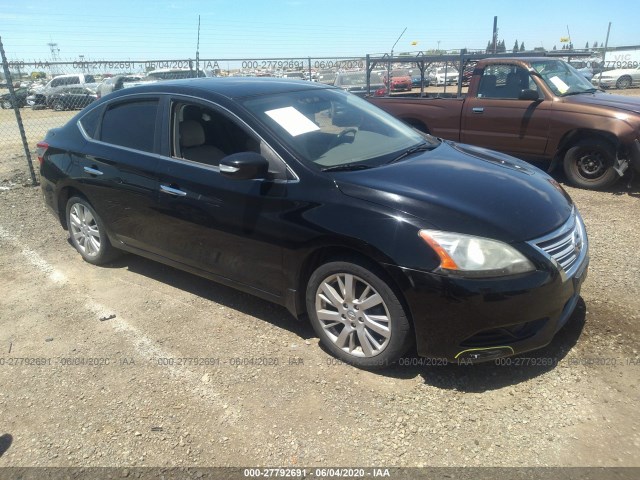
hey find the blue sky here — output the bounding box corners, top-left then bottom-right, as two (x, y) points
(0, 0), (637, 62)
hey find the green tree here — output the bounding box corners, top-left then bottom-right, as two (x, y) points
(593, 41), (599, 48)
(585, 42), (589, 49)
(513, 39), (519, 53)
(553, 45), (557, 50)
(520, 41), (525, 52)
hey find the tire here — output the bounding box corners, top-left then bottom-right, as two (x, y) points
(1, 100), (11, 109)
(563, 140), (619, 190)
(306, 259), (412, 369)
(616, 76), (632, 90)
(53, 100), (65, 111)
(66, 196), (119, 265)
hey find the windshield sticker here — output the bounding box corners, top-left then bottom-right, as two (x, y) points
(549, 76), (569, 94)
(265, 107), (320, 137)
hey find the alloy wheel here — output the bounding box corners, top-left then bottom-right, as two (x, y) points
(315, 273), (391, 357)
(69, 203), (101, 257)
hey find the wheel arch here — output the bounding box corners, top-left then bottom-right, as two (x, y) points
(553, 128), (619, 166)
(293, 244), (414, 327)
(402, 118), (430, 134)
(57, 186), (89, 230)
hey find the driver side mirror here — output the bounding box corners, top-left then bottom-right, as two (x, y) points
(219, 152), (269, 180)
(519, 89), (541, 101)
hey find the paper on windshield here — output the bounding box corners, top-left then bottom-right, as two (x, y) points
(265, 107), (320, 137)
(549, 76), (569, 94)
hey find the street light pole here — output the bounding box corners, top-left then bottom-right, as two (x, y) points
(388, 27), (407, 95)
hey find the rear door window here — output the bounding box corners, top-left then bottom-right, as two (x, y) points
(99, 100), (159, 153)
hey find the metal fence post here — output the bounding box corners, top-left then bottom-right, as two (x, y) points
(0, 36), (38, 186)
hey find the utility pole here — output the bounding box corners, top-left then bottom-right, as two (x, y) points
(492, 16), (498, 54)
(195, 15), (201, 77)
(596, 22), (612, 88)
(48, 42), (60, 75)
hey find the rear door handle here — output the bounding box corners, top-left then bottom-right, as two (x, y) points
(472, 107), (484, 113)
(83, 166), (103, 176)
(160, 184), (187, 197)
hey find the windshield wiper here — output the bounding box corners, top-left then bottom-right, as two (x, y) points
(321, 163), (372, 172)
(562, 88), (599, 96)
(385, 142), (436, 164)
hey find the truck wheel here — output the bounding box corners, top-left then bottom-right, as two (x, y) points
(616, 76), (632, 90)
(563, 140), (619, 190)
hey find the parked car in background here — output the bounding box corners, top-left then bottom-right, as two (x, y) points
(383, 69), (412, 91)
(316, 69), (337, 85)
(39, 77), (588, 368)
(29, 73), (98, 109)
(592, 65), (640, 89)
(281, 71), (306, 80)
(146, 68), (207, 80)
(410, 73), (430, 89)
(0, 87), (30, 109)
(48, 86), (97, 111)
(333, 71), (384, 96)
(429, 66), (459, 86)
(96, 75), (147, 98)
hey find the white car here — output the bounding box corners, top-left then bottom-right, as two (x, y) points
(592, 66), (640, 90)
(428, 67), (459, 86)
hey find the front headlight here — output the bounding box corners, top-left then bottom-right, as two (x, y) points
(419, 230), (535, 278)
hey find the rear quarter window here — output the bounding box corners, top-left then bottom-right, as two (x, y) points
(99, 100), (159, 152)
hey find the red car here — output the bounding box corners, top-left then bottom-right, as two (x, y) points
(383, 69), (412, 91)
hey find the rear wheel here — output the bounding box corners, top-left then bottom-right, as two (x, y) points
(1, 100), (11, 109)
(53, 100), (65, 111)
(306, 259), (412, 369)
(563, 140), (619, 190)
(66, 196), (119, 265)
(616, 76), (632, 89)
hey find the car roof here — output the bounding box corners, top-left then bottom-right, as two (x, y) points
(109, 77), (333, 101)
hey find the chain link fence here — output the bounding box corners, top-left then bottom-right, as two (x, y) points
(0, 51), (375, 185)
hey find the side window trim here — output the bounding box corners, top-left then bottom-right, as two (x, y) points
(165, 94), (298, 181)
(79, 94), (162, 155)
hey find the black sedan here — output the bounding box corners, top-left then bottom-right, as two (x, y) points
(0, 87), (30, 109)
(38, 78), (588, 368)
(48, 87), (98, 111)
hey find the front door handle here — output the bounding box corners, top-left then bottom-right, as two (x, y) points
(160, 184), (187, 197)
(472, 107), (484, 114)
(83, 166), (103, 176)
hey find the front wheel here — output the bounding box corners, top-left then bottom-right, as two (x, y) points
(66, 196), (119, 265)
(1, 100), (11, 109)
(306, 259), (412, 369)
(563, 140), (619, 190)
(53, 100), (65, 111)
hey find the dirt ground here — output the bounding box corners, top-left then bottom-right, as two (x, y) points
(0, 90), (639, 473)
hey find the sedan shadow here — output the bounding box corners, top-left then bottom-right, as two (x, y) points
(102, 253), (316, 341)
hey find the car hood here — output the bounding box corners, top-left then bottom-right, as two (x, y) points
(336, 141), (573, 243)
(564, 92), (640, 114)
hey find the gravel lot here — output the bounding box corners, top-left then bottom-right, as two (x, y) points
(0, 89), (639, 472)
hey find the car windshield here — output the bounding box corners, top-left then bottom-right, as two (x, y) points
(531, 60), (596, 96)
(242, 88), (434, 170)
(392, 70), (410, 77)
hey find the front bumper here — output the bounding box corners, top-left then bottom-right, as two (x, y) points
(386, 213), (589, 362)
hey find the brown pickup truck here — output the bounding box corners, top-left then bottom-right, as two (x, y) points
(367, 57), (640, 189)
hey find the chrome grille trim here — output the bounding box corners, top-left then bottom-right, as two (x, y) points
(527, 208), (588, 279)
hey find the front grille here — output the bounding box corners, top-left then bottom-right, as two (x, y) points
(529, 210), (587, 278)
